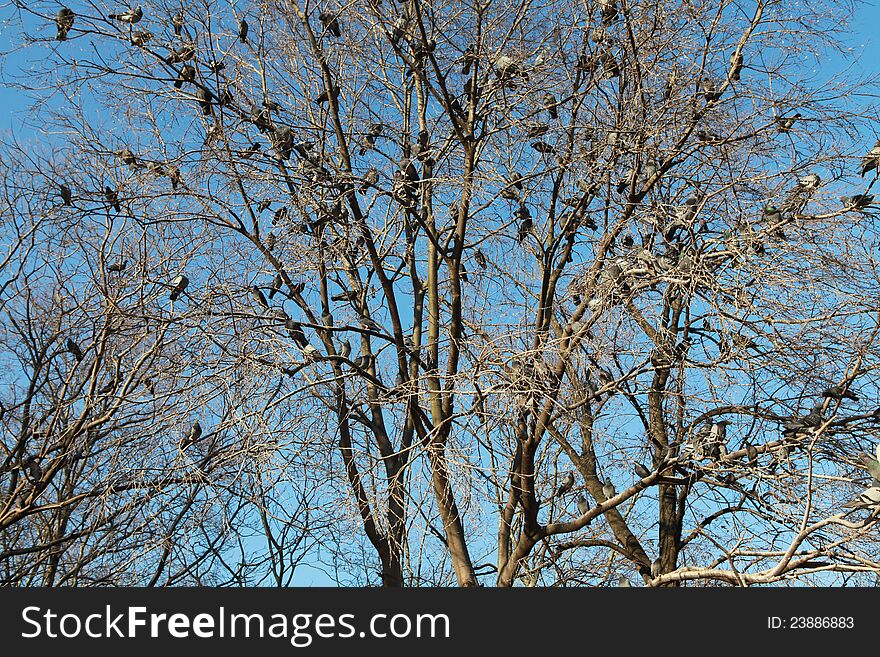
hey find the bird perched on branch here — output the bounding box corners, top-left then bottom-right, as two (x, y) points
(860, 139), (880, 177)
(55, 7), (75, 40)
(238, 19), (249, 43)
(843, 486), (880, 510)
(21, 455), (42, 483)
(729, 51), (743, 81)
(319, 11), (341, 36)
(576, 494), (590, 516)
(66, 337), (83, 361)
(779, 173), (820, 216)
(109, 6), (142, 23)
(543, 92), (558, 120)
(181, 421), (202, 448)
(556, 471), (575, 496)
(59, 183), (73, 206)
(822, 384), (858, 401)
(171, 11), (184, 36)
(104, 186), (121, 212)
(602, 480), (616, 499)
(634, 462), (651, 479)
(195, 88), (214, 115)
(174, 64), (196, 89)
(168, 274), (189, 301)
(841, 194), (874, 211)
(775, 113), (801, 133)
(782, 404), (824, 435)
(286, 320), (309, 348)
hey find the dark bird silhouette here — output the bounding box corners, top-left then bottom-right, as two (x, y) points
(104, 186), (121, 212)
(515, 205), (533, 243)
(651, 558), (662, 578)
(475, 249), (487, 269)
(66, 337), (83, 361)
(531, 140), (556, 154)
(181, 421), (202, 448)
(195, 87), (214, 115)
(250, 285), (269, 309)
(634, 462), (651, 478)
(285, 320), (309, 348)
(55, 7), (75, 41)
(822, 385), (858, 401)
(168, 274), (189, 301)
(171, 11), (184, 36)
(319, 11), (341, 36)
(165, 43), (196, 63)
(268, 274), (283, 300)
(576, 494), (590, 516)
(314, 86), (340, 104)
(841, 194), (875, 211)
(174, 64), (196, 88)
(238, 19), (249, 43)
(59, 183), (72, 206)
(107, 258), (127, 272)
(783, 403), (824, 435)
(21, 455), (42, 483)
(109, 6), (142, 23)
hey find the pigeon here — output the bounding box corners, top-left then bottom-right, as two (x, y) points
(59, 183), (73, 206)
(285, 320), (309, 348)
(860, 139), (880, 177)
(109, 6), (142, 23)
(238, 19), (249, 43)
(171, 11), (184, 36)
(858, 453), (880, 482)
(602, 480), (616, 499)
(165, 43), (196, 64)
(543, 92), (558, 120)
(475, 249), (487, 269)
(736, 442), (757, 468)
(21, 455), (42, 483)
(841, 194), (875, 211)
(700, 77), (721, 103)
(531, 141), (556, 154)
(360, 167), (379, 192)
(783, 404), (824, 434)
(207, 59), (226, 74)
(780, 173), (820, 216)
(104, 186), (121, 212)
(353, 354), (372, 369)
(843, 486), (880, 509)
(314, 86), (340, 105)
(321, 311), (334, 326)
(55, 7), (75, 41)
(174, 64), (196, 89)
(576, 494), (590, 516)
(250, 286), (269, 309)
(775, 113), (801, 133)
(66, 337), (83, 361)
(361, 317), (382, 333)
(268, 274), (283, 300)
(709, 419), (733, 444)
(195, 87), (214, 115)
(107, 259), (127, 272)
(822, 385), (858, 401)
(339, 339), (352, 358)
(318, 11), (341, 37)
(634, 462), (651, 479)
(130, 30), (153, 46)
(168, 274), (189, 301)
(182, 420), (202, 448)
(556, 471), (575, 496)
(617, 575), (631, 587)
(598, 0), (618, 24)
(651, 558), (662, 578)
(331, 289), (358, 303)
(729, 51), (743, 81)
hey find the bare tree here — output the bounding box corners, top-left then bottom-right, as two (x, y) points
(1, 0), (880, 587)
